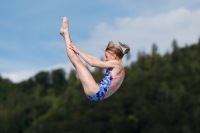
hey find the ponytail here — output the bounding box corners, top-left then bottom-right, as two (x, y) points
(118, 41), (130, 55)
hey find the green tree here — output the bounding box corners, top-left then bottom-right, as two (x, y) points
(35, 71), (50, 88)
(51, 69), (66, 95)
(151, 43), (158, 56)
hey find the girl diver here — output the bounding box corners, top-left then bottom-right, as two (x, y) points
(60, 17), (130, 101)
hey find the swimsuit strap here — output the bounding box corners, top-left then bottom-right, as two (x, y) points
(110, 69), (126, 92)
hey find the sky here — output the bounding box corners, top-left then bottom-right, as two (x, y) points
(0, 0), (200, 83)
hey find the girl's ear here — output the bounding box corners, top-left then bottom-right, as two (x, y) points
(114, 54), (120, 60)
(113, 54), (117, 59)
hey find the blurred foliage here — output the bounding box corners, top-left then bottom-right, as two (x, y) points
(0, 39), (200, 133)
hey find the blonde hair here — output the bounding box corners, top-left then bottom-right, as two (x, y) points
(105, 41), (130, 59)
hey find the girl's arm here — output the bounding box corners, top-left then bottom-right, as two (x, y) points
(79, 50), (119, 68)
(69, 42), (119, 68)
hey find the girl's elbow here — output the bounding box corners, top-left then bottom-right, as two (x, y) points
(90, 60), (100, 67)
(90, 61), (95, 67)
(90, 61), (99, 67)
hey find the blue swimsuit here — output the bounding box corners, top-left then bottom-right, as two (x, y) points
(87, 68), (125, 101)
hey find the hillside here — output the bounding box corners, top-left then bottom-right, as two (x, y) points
(0, 39), (200, 133)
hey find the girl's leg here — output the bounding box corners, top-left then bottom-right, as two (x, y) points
(60, 17), (99, 95)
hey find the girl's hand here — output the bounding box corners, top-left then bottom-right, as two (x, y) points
(69, 41), (80, 54)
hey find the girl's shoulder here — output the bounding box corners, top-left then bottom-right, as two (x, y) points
(110, 62), (124, 77)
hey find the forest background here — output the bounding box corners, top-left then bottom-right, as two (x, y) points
(0, 39), (200, 133)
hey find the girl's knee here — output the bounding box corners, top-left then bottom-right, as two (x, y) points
(84, 86), (99, 96)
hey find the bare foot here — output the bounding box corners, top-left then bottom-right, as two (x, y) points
(60, 17), (69, 36)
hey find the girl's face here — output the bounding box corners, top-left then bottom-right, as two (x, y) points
(105, 51), (117, 61)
